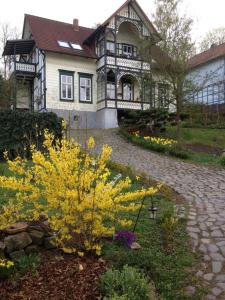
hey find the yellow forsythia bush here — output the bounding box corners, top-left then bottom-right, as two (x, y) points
(0, 131), (159, 255)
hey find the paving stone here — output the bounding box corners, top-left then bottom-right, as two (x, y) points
(212, 261), (223, 273)
(204, 255), (211, 262)
(208, 244), (219, 253)
(203, 273), (214, 281)
(73, 129), (225, 296)
(202, 231), (210, 237)
(199, 244), (207, 253)
(210, 253), (224, 261)
(217, 283), (225, 290)
(205, 294), (216, 300)
(220, 246), (225, 256)
(215, 275), (225, 282)
(211, 230), (223, 237)
(201, 238), (211, 244)
(211, 287), (222, 296)
(217, 241), (225, 247)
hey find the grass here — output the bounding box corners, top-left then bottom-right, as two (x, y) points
(103, 167), (204, 300)
(119, 128), (223, 167)
(164, 126), (225, 149)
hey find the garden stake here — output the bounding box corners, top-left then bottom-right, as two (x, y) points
(132, 195), (147, 233)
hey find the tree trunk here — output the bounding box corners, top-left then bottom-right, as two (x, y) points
(176, 95), (182, 142)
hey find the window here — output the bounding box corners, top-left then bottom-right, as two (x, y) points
(107, 83), (115, 99)
(57, 41), (70, 48)
(106, 41), (115, 54)
(79, 74), (92, 102)
(70, 43), (83, 50)
(123, 44), (133, 57)
(123, 82), (133, 100)
(59, 70), (74, 101)
(97, 39), (105, 57)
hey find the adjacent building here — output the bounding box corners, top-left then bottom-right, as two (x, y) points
(188, 44), (225, 108)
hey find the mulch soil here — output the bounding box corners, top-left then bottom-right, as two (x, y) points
(0, 250), (107, 300)
(184, 143), (222, 155)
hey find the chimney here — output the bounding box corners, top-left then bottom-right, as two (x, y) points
(73, 19), (79, 31)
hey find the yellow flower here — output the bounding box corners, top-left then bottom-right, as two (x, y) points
(87, 137), (95, 149)
(0, 130), (159, 256)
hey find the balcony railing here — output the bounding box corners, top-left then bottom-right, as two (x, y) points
(97, 55), (150, 71)
(97, 99), (151, 111)
(10, 61), (36, 76)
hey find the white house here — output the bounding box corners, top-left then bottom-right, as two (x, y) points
(3, 0), (169, 129)
(188, 44), (225, 107)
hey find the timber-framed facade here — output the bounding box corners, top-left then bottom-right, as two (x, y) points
(3, 0), (170, 129)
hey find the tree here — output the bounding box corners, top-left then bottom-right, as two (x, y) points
(200, 27), (225, 52)
(0, 74), (10, 109)
(141, 0), (195, 140)
(0, 22), (20, 79)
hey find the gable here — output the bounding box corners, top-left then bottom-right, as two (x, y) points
(106, 0), (159, 39)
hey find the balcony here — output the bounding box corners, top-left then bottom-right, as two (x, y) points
(10, 61), (36, 78)
(97, 99), (151, 111)
(97, 55), (150, 71)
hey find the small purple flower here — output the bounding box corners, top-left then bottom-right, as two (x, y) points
(114, 230), (136, 247)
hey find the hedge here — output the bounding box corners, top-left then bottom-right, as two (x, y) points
(0, 110), (63, 159)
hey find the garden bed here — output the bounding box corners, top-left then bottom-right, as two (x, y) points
(0, 250), (106, 300)
(0, 142), (203, 299)
(119, 128), (224, 167)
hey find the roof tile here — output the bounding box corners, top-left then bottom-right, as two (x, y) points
(26, 14), (96, 59)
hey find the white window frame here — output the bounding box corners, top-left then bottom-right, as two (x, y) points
(79, 74), (92, 103)
(60, 71), (74, 101)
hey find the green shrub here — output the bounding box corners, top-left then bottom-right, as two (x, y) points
(168, 146), (190, 159)
(220, 156), (225, 167)
(0, 110), (63, 159)
(15, 254), (41, 274)
(120, 108), (169, 134)
(100, 265), (155, 300)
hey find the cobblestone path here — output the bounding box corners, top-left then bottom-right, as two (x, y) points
(72, 129), (225, 299)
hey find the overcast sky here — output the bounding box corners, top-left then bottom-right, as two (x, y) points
(1, 0), (225, 43)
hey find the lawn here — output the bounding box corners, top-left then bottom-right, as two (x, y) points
(119, 127), (225, 167)
(0, 161), (204, 299)
(164, 126), (225, 150)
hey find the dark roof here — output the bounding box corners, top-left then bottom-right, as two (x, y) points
(25, 14), (96, 59)
(3, 39), (35, 55)
(188, 43), (225, 69)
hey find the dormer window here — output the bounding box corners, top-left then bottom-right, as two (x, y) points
(70, 43), (83, 50)
(57, 41), (70, 48)
(57, 41), (83, 50)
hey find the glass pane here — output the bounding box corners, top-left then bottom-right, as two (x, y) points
(61, 75), (67, 83)
(62, 84), (67, 98)
(67, 76), (72, 84)
(58, 41), (70, 48)
(123, 83), (132, 100)
(67, 85), (72, 98)
(87, 79), (91, 87)
(80, 78), (86, 86)
(80, 86), (86, 101)
(86, 87), (91, 101)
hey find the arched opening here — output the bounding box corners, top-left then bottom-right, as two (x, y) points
(106, 70), (116, 99)
(118, 74), (140, 102)
(117, 21), (140, 58)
